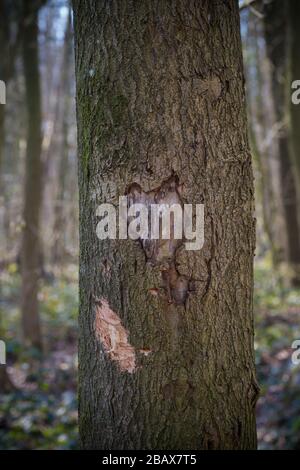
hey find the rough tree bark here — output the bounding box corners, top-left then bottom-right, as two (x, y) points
(73, 0), (258, 449)
(20, 0), (43, 350)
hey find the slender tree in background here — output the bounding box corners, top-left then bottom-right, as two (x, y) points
(52, 8), (73, 264)
(0, 0), (22, 175)
(73, 0), (258, 449)
(0, 0), (22, 391)
(20, 0), (43, 350)
(263, 0), (300, 284)
(243, 9), (287, 266)
(42, 3), (70, 263)
(288, 0), (300, 214)
(0, 0), (23, 251)
(0, 0), (8, 175)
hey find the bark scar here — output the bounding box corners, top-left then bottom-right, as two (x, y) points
(125, 173), (184, 265)
(94, 297), (136, 373)
(126, 173), (195, 305)
(161, 261), (195, 306)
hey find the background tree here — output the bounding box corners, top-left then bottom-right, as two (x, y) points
(20, 0), (44, 349)
(243, 8), (286, 265)
(263, 0), (300, 285)
(52, 8), (74, 264)
(0, 0), (22, 175)
(288, 0), (300, 217)
(0, 0), (80, 447)
(73, 0), (258, 449)
(0, 0), (22, 391)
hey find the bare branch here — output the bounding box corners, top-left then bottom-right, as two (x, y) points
(240, 0), (264, 19)
(240, 0), (257, 10)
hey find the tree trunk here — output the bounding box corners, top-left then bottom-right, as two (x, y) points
(0, 368), (16, 393)
(288, 0), (300, 216)
(20, 1), (43, 350)
(0, 0), (22, 176)
(264, 0), (300, 284)
(243, 11), (285, 264)
(0, 0), (21, 391)
(0, 0), (8, 175)
(52, 9), (73, 264)
(73, 0), (258, 450)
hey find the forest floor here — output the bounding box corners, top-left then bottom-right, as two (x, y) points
(0, 259), (300, 449)
(254, 259), (300, 449)
(0, 264), (78, 449)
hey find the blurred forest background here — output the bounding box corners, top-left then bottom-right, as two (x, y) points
(0, 0), (300, 450)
